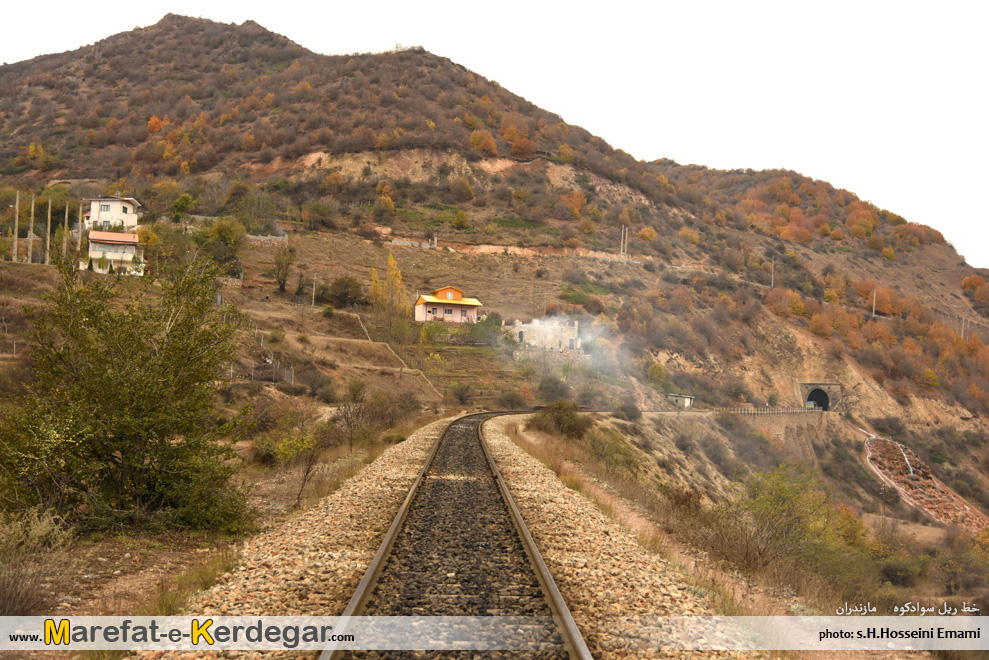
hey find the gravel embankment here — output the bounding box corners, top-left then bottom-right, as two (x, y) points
(482, 415), (758, 659)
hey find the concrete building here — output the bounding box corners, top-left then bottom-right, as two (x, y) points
(666, 393), (694, 409)
(84, 196), (142, 231)
(509, 318), (581, 351)
(82, 231), (144, 275)
(414, 286), (482, 323)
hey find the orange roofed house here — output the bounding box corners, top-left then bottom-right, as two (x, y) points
(414, 286), (482, 323)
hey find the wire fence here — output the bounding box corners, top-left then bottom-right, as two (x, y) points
(0, 339), (27, 356)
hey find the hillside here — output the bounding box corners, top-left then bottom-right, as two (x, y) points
(0, 14), (673, 206)
(2, 14), (989, 632)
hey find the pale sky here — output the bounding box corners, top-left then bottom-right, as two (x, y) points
(4, 1), (988, 266)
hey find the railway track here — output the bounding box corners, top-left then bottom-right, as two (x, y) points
(324, 413), (591, 659)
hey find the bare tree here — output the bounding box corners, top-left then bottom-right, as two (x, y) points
(293, 416), (339, 509)
(338, 378), (372, 465)
(273, 246), (294, 293)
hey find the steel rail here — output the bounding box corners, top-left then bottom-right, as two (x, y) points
(477, 415), (594, 660)
(320, 410), (591, 660)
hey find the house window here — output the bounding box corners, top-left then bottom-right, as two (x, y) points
(446, 292), (453, 300)
(444, 309), (452, 317)
(461, 309), (467, 318)
(122, 207), (128, 214)
(431, 308), (438, 315)
(100, 204), (111, 212)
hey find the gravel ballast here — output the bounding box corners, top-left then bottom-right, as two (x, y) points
(482, 415), (749, 659)
(138, 416), (456, 660)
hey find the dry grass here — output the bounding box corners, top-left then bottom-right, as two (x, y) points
(502, 416), (815, 619)
(0, 510), (75, 616)
(145, 548), (239, 616)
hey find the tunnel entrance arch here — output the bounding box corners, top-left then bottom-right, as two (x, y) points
(806, 388), (830, 411)
(797, 381), (841, 411)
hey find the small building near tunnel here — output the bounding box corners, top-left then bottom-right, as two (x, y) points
(414, 286), (482, 323)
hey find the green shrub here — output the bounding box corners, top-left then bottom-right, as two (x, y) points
(269, 329), (284, 343)
(496, 390), (528, 409)
(449, 382), (473, 404)
(537, 376), (570, 402)
(322, 305), (335, 318)
(316, 384), (337, 403)
(527, 401), (594, 440)
(614, 395), (641, 421)
(0, 259), (250, 533)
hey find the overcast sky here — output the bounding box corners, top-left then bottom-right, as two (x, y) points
(4, 1), (987, 266)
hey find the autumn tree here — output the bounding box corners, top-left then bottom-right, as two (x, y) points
(450, 176), (474, 202)
(560, 191), (587, 219)
(962, 275), (987, 291)
(373, 195), (395, 219)
(469, 130), (498, 157)
(510, 138), (536, 160)
(147, 115), (164, 134)
(369, 253), (410, 319)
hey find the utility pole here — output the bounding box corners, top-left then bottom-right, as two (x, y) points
(12, 191), (19, 263)
(77, 204), (83, 254)
(27, 195), (34, 264)
(45, 198), (52, 265)
(312, 275), (316, 306)
(61, 205), (69, 258)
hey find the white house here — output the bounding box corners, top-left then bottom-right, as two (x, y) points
(82, 231), (144, 275)
(84, 196), (142, 231)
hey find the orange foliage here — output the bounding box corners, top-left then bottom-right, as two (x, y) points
(862, 321), (897, 346)
(893, 223), (945, 245)
(678, 226), (699, 244)
(810, 314), (832, 338)
(829, 308), (861, 337)
(469, 129), (497, 157)
(845, 201), (878, 238)
(873, 287), (903, 316)
(147, 115), (164, 134)
(852, 279), (877, 299)
(962, 275), (987, 291)
(560, 191), (587, 219)
(509, 138), (535, 160)
(766, 288), (804, 317)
